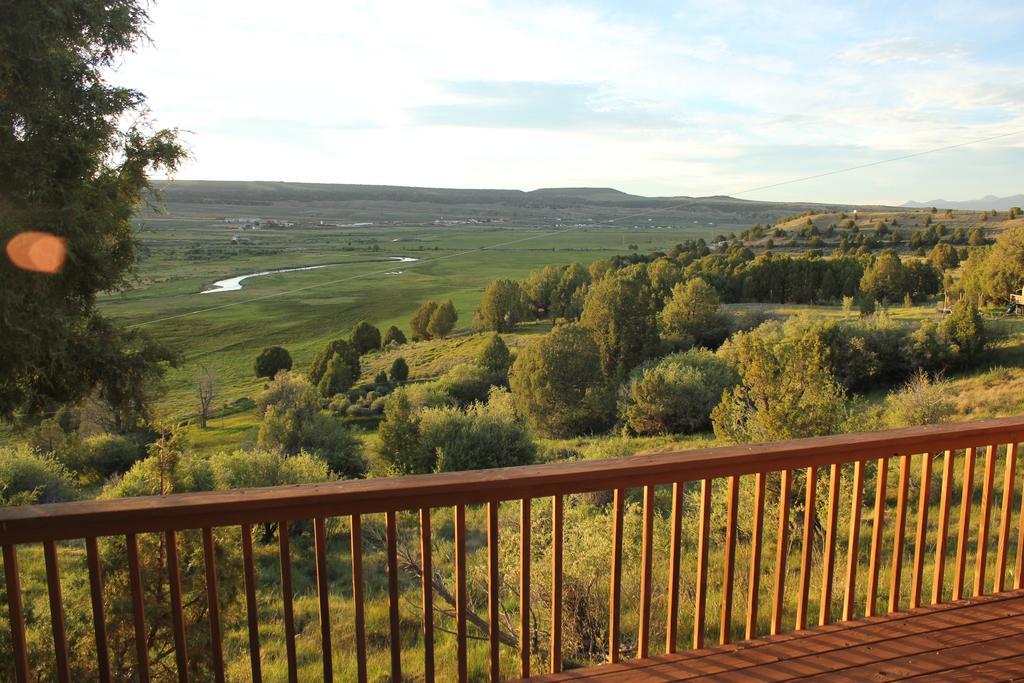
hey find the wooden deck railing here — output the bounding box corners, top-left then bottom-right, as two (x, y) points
(2, 416), (1024, 681)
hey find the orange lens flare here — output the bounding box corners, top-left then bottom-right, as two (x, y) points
(5, 231), (67, 274)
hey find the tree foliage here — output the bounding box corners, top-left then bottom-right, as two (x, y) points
(308, 338), (361, 395)
(0, 0), (185, 417)
(580, 266), (660, 378)
(476, 280), (529, 332)
(383, 325), (407, 346)
(350, 320), (382, 355)
(254, 346), (292, 379)
(389, 357), (410, 383)
(659, 277), (732, 349)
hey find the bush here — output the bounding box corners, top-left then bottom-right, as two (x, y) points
(939, 298), (986, 366)
(438, 364), (492, 406)
(351, 321), (382, 355)
(478, 333), (512, 382)
(885, 371), (955, 427)
(620, 349), (739, 435)
(660, 277), (731, 349)
(254, 346), (292, 379)
(209, 449), (335, 489)
(390, 357), (409, 383)
(61, 433), (145, 484)
(259, 409), (366, 478)
(0, 445), (77, 505)
(308, 338), (361, 394)
(383, 325), (407, 346)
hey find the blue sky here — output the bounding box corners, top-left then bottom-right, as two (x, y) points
(112, 0), (1024, 204)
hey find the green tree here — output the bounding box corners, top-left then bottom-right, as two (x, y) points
(317, 354), (357, 397)
(254, 346), (292, 379)
(620, 349), (739, 435)
(509, 325), (614, 437)
(390, 357), (410, 383)
(383, 325), (407, 346)
(378, 389), (432, 474)
(350, 321), (382, 355)
(711, 331), (849, 443)
(980, 225), (1024, 303)
(859, 251), (906, 303)
(550, 262), (590, 321)
(309, 338), (361, 391)
(427, 299), (458, 339)
(939, 298), (986, 365)
(0, 444), (77, 505)
(659, 277), (731, 349)
(476, 280), (529, 332)
(579, 267), (659, 377)
(928, 243), (960, 270)
(0, 1), (185, 417)
(478, 333), (512, 382)
(411, 301), (439, 339)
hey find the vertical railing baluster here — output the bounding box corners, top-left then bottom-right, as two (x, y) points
(126, 534), (151, 683)
(488, 501), (500, 683)
(771, 470), (792, 635)
(278, 523), (297, 683)
(866, 458), (888, 617)
(820, 464), (841, 626)
(609, 489), (624, 663)
(386, 510), (402, 683)
(85, 537), (112, 683)
(1017, 443), (1024, 590)
(911, 453), (933, 609)
(551, 495), (564, 673)
(2, 544), (30, 683)
(954, 447), (977, 600)
(350, 515), (368, 683)
(996, 442), (1018, 593)
(796, 466), (816, 630)
(520, 499), (531, 679)
(455, 504), (468, 683)
(721, 476), (740, 644)
(166, 530), (190, 683)
(420, 508), (435, 683)
(313, 519), (332, 682)
(240, 525), (262, 683)
(843, 460), (865, 621)
(638, 485), (655, 657)
(694, 479), (712, 648)
(889, 455), (911, 612)
(202, 528), (226, 683)
(746, 473), (766, 640)
(43, 541), (71, 683)
(666, 482), (684, 653)
(933, 451), (955, 604)
(975, 444), (997, 596)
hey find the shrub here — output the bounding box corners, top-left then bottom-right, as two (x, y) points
(383, 325), (407, 346)
(939, 298), (986, 365)
(254, 346), (292, 379)
(259, 409), (365, 477)
(209, 448), (335, 489)
(620, 349), (739, 435)
(438, 364), (492, 406)
(61, 433), (145, 484)
(351, 321), (382, 355)
(390, 357), (409, 383)
(580, 266), (660, 378)
(478, 333), (512, 382)
(0, 445), (77, 505)
(509, 325), (614, 437)
(885, 371), (954, 427)
(308, 338), (361, 393)
(660, 277), (732, 349)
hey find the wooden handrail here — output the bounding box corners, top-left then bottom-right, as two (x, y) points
(2, 416), (1023, 545)
(3, 416), (1024, 683)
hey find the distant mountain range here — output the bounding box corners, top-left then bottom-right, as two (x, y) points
(902, 195), (1024, 211)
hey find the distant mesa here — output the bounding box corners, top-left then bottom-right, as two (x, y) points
(901, 194), (1024, 211)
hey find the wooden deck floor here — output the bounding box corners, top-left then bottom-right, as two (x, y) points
(530, 590), (1024, 682)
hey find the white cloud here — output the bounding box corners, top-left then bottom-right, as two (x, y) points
(840, 37), (969, 65)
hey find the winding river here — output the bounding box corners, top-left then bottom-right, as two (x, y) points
(200, 256), (419, 294)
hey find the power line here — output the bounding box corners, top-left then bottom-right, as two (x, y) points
(125, 127), (1023, 328)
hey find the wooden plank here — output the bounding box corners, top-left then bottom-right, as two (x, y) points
(44, 540), (71, 683)
(1018, 444), (1024, 590)
(126, 534), (151, 683)
(747, 472), (766, 640)
(995, 442), (1018, 593)
(551, 495), (564, 673)
(386, 510), (402, 683)
(609, 489), (624, 663)
(954, 447), (977, 600)
(420, 508), (435, 683)
(350, 515), (368, 683)
(819, 464), (841, 626)
(455, 504), (468, 682)
(240, 525), (262, 683)
(313, 518), (332, 682)
(666, 482), (683, 653)
(278, 523), (297, 683)
(85, 537), (112, 683)
(166, 530), (190, 683)
(974, 444), (997, 596)
(202, 528), (226, 683)
(5, 418), (1023, 546)
(2, 544), (29, 683)
(843, 460), (865, 621)
(911, 452), (933, 609)
(797, 466), (817, 631)
(865, 458), (887, 617)
(694, 479), (712, 648)
(933, 451), (955, 604)
(721, 476), (740, 644)
(889, 455), (911, 612)
(488, 501), (500, 683)
(771, 469), (792, 635)
(520, 499), (531, 679)
(638, 485), (655, 657)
